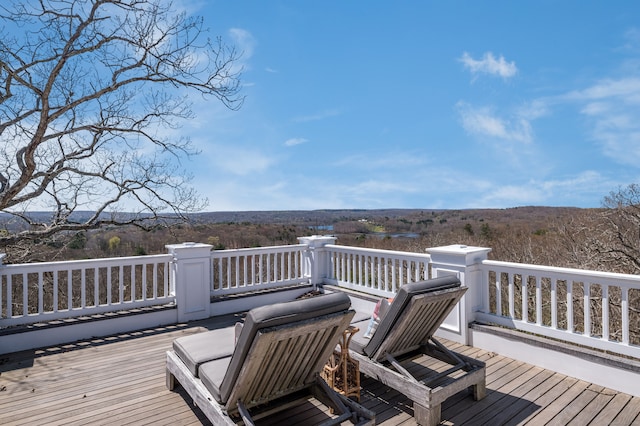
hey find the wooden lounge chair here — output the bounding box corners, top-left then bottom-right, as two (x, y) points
(347, 276), (486, 426)
(166, 292), (375, 425)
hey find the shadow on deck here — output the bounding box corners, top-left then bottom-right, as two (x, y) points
(1, 313), (639, 425)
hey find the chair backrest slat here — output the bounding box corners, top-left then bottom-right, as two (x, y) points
(374, 288), (467, 360)
(225, 311), (353, 413)
(363, 276), (466, 360)
(220, 292), (351, 403)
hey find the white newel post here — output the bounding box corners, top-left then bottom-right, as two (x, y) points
(298, 235), (337, 288)
(427, 244), (491, 345)
(166, 242), (213, 322)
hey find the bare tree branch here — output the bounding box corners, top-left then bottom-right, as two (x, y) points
(0, 0), (243, 259)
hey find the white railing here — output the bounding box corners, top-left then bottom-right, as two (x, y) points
(4, 240), (640, 362)
(210, 244), (308, 297)
(0, 254), (174, 327)
(323, 245), (432, 298)
(477, 260), (640, 358)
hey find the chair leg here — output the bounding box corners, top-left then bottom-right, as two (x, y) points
(413, 402), (441, 426)
(166, 369), (176, 391)
(473, 377), (487, 400)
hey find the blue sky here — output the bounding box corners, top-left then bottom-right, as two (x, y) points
(180, 1), (640, 211)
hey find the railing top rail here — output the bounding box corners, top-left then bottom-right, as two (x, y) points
(325, 244), (432, 260)
(210, 244), (306, 257)
(0, 253), (173, 272)
(482, 259), (640, 284)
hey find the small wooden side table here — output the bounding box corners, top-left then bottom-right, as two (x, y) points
(321, 325), (360, 401)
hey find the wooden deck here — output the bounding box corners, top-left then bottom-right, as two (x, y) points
(2, 314), (640, 425)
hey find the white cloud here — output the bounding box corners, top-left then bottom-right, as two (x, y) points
(332, 152), (427, 170)
(567, 77), (640, 101)
(456, 102), (533, 143)
(348, 179), (419, 195)
(284, 137), (308, 147)
(476, 171), (612, 207)
(204, 144), (276, 176)
(460, 52), (518, 79)
(481, 185), (546, 206)
(620, 28), (640, 53)
(229, 28), (255, 58)
(540, 171), (608, 193)
(516, 99), (549, 121)
(565, 77), (640, 166)
(228, 28), (255, 76)
(292, 108), (341, 123)
(580, 101), (610, 116)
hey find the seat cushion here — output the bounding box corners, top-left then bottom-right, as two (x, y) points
(218, 292), (352, 404)
(363, 276), (461, 357)
(200, 356), (232, 403)
(173, 326), (236, 377)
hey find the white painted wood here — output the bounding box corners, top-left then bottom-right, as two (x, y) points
(0, 307), (178, 354)
(623, 287), (630, 344)
(567, 279), (573, 332)
(3, 239), (640, 392)
(495, 273), (502, 316)
(22, 272), (27, 316)
(536, 275), (542, 325)
(478, 260), (640, 359)
(168, 243), (212, 322)
(521, 273), (528, 323)
(470, 325), (640, 397)
(585, 281), (591, 336)
(324, 245), (432, 298)
(166, 351), (236, 426)
(208, 286), (313, 317)
(551, 275), (557, 328)
(509, 272), (515, 318)
(210, 245), (307, 296)
(602, 284), (609, 340)
(0, 254), (173, 327)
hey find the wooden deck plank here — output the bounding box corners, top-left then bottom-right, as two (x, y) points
(551, 383), (602, 424)
(359, 376), (415, 424)
(85, 388), (208, 426)
(2, 352), (164, 403)
(1, 348), (170, 412)
(475, 368), (557, 425)
(438, 350), (502, 413)
(11, 382), (168, 425)
(257, 398), (320, 426)
(589, 393), (633, 426)
(446, 361), (530, 425)
(522, 378), (590, 425)
(453, 364), (545, 425)
(566, 384), (617, 426)
(610, 396), (640, 426)
(513, 374), (576, 424)
(2, 313), (640, 426)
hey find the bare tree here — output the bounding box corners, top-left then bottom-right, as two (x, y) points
(548, 183), (640, 274)
(594, 183), (640, 274)
(0, 0), (242, 260)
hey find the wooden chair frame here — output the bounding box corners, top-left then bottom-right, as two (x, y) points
(350, 285), (486, 426)
(167, 310), (375, 425)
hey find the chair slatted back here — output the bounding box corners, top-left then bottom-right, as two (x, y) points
(372, 286), (467, 361)
(225, 309), (354, 414)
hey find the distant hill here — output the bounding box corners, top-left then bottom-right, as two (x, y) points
(188, 209), (438, 224)
(1, 206), (593, 227)
(189, 206), (591, 226)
